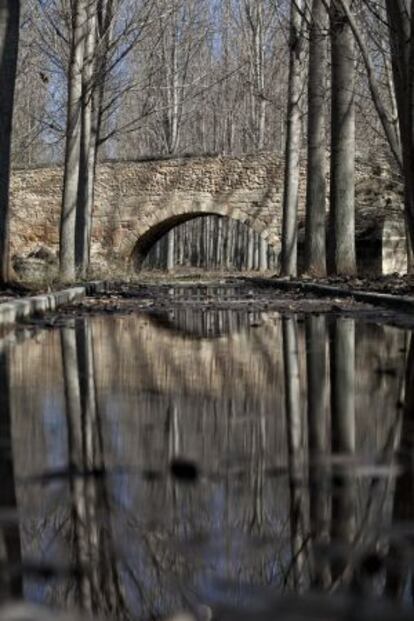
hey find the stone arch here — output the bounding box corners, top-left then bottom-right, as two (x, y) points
(121, 205), (281, 270)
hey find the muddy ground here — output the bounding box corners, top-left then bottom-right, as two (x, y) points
(3, 272), (414, 331)
(29, 277), (414, 331)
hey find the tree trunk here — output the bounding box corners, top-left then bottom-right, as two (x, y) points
(76, 2), (97, 277)
(0, 0), (20, 284)
(247, 228), (254, 270)
(385, 2), (414, 272)
(304, 0), (328, 276)
(60, 0), (87, 281)
(259, 236), (268, 271)
(167, 229), (174, 272)
(281, 0), (307, 277)
(329, 0), (356, 276)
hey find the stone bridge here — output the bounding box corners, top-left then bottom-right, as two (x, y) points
(10, 152), (406, 273)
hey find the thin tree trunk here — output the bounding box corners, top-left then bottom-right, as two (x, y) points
(167, 229), (174, 272)
(76, 2), (97, 277)
(281, 0), (307, 277)
(0, 0), (20, 284)
(259, 236), (268, 271)
(385, 2), (414, 272)
(247, 228), (254, 270)
(329, 0), (356, 276)
(304, 0), (328, 276)
(60, 0), (87, 281)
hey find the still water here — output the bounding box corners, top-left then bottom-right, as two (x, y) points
(0, 303), (413, 619)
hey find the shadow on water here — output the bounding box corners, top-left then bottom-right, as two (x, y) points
(1, 301), (414, 619)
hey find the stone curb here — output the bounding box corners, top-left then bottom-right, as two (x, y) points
(0, 281), (107, 329)
(244, 277), (414, 312)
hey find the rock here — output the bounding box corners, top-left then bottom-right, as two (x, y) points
(12, 246), (57, 281)
(164, 605), (212, 621)
(27, 246), (56, 264)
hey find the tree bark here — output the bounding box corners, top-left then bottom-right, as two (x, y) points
(259, 236), (267, 271)
(329, 0), (356, 276)
(0, 0), (20, 284)
(304, 0), (328, 276)
(385, 1), (414, 271)
(167, 229), (174, 272)
(281, 0), (307, 277)
(76, 1), (97, 277)
(60, 0), (87, 281)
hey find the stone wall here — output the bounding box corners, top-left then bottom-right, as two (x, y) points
(10, 152), (406, 274)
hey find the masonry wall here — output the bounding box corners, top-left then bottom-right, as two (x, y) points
(11, 154), (289, 270)
(10, 152), (405, 274)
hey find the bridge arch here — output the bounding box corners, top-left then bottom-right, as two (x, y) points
(120, 208), (281, 271)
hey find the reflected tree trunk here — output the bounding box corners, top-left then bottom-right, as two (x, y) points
(249, 402), (266, 532)
(283, 317), (308, 591)
(61, 325), (93, 610)
(385, 335), (414, 601)
(0, 350), (22, 599)
(330, 318), (356, 585)
(61, 321), (127, 616)
(306, 316), (330, 589)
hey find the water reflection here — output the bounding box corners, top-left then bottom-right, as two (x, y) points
(0, 349), (22, 599)
(2, 306), (414, 618)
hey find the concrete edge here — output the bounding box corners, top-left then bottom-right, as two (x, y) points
(243, 276), (414, 313)
(0, 281), (108, 329)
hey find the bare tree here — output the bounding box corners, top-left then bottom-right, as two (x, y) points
(304, 0), (329, 276)
(75, 0), (97, 277)
(329, 0), (357, 275)
(385, 1), (414, 269)
(59, 0), (87, 281)
(281, 0), (307, 277)
(0, 0), (20, 283)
